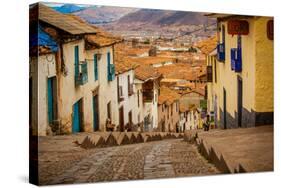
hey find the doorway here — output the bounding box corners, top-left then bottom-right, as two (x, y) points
(119, 106), (124, 132)
(47, 77), (56, 124)
(72, 99), (82, 133)
(237, 76), (243, 127)
(92, 94), (99, 131)
(223, 88), (227, 129)
(29, 77), (32, 128)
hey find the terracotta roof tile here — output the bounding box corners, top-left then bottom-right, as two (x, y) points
(195, 35), (217, 55)
(37, 3), (97, 35)
(115, 59), (139, 74)
(158, 86), (181, 105)
(179, 103), (189, 113)
(130, 56), (176, 66)
(85, 33), (121, 48)
(134, 65), (162, 81)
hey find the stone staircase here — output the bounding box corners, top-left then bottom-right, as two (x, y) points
(77, 132), (184, 149)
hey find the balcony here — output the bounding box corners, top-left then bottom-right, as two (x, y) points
(217, 43), (225, 62)
(143, 90), (154, 103)
(75, 61), (88, 86)
(230, 48), (242, 72)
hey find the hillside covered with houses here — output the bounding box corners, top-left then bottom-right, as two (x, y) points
(29, 3), (214, 136)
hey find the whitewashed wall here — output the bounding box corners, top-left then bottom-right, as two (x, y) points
(117, 70), (139, 126)
(30, 53), (56, 136)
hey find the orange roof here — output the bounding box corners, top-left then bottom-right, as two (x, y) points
(36, 3), (97, 35)
(115, 59), (139, 75)
(129, 56), (176, 66)
(195, 35), (217, 55)
(134, 65), (162, 81)
(85, 33), (121, 48)
(158, 86), (181, 105)
(155, 63), (198, 81)
(175, 82), (195, 89)
(182, 88), (205, 96)
(179, 103), (189, 113)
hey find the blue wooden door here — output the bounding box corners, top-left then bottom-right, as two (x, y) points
(47, 77), (54, 123)
(92, 95), (99, 131)
(72, 101), (80, 133)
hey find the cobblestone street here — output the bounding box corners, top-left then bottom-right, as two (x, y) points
(39, 139), (220, 185)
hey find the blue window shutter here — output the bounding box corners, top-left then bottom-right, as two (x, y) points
(94, 54), (98, 81)
(74, 46), (79, 79)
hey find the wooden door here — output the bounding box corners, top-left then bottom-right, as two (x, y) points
(223, 88), (227, 129)
(92, 95), (99, 131)
(119, 106), (124, 132)
(47, 77), (55, 124)
(72, 100), (81, 133)
(237, 77), (243, 127)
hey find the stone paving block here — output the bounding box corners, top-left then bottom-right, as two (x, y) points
(143, 135), (149, 143)
(159, 132), (166, 139)
(134, 132), (144, 143)
(126, 132), (135, 144)
(141, 133), (151, 142)
(163, 133), (169, 139)
(117, 132), (130, 145)
(171, 133), (177, 138)
(178, 133), (184, 138)
(149, 133), (156, 141)
(167, 133), (173, 139)
(154, 133), (162, 141)
(80, 136), (95, 149)
(94, 132), (110, 141)
(105, 133), (118, 147)
(88, 134), (105, 148)
(128, 132), (138, 144)
(146, 134), (153, 142)
(208, 146), (231, 173)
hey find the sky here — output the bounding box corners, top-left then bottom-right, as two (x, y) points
(43, 2), (93, 8)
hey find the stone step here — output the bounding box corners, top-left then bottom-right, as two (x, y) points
(78, 131), (183, 149)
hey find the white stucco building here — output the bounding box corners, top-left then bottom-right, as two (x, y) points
(134, 65), (162, 132)
(115, 62), (140, 131)
(30, 3), (120, 135)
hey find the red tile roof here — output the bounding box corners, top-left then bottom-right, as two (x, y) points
(134, 65), (162, 81)
(158, 86), (181, 105)
(37, 3), (97, 35)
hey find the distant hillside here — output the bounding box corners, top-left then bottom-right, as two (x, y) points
(74, 6), (138, 24)
(115, 9), (213, 27)
(53, 4), (86, 14)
